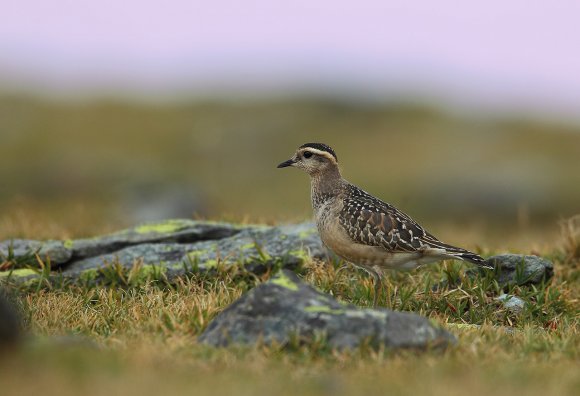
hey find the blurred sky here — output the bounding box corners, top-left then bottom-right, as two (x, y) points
(2, 1), (580, 117)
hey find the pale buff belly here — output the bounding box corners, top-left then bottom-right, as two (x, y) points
(317, 217), (442, 271)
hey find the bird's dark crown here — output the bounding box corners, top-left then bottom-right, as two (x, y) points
(299, 143), (337, 162)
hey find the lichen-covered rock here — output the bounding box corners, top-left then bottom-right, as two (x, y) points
(198, 270), (455, 350)
(0, 268), (39, 282)
(181, 222), (324, 272)
(62, 222), (324, 279)
(62, 243), (192, 276)
(67, 219), (241, 260)
(433, 253), (555, 292)
(0, 239), (72, 266)
(0, 220), (324, 283)
(484, 254), (554, 286)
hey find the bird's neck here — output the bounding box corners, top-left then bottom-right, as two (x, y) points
(310, 166), (343, 210)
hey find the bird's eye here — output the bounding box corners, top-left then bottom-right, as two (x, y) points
(303, 151), (313, 158)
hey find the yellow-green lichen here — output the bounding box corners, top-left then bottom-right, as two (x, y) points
(346, 310), (388, 320)
(201, 259), (220, 269)
(185, 249), (212, 264)
(271, 272), (299, 291)
(63, 239), (74, 249)
(446, 323), (480, 330)
(0, 268), (38, 278)
(289, 249), (311, 262)
(298, 228), (317, 239)
(304, 305), (345, 315)
(239, 243), (257, 251)
(134, 219), (191, 235)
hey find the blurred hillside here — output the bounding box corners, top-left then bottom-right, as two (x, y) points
(1, 95), (579, 237)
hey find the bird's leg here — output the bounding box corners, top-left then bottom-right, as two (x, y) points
(367, 269), (382, 308)
(334, 261), (350, 278)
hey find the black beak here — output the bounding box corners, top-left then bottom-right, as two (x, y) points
(277, 159), (295, 168)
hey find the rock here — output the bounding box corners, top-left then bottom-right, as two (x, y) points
(0, 291), (20, 348)
(496, 293), (525, 314)
(433, 253), (555, 291)
(0, 239), (72, 267)
(179, 222), (324, 274)
(198, 270), (455, 350)
(484, 254), (554, 286)
(0, 268), (39, 282)
(67, 219), (241, 260)
(0, 221), (557, 294)
(0, 220), (325, 283)
(62, 243), (192, 277)
(62, 222), (324, 280)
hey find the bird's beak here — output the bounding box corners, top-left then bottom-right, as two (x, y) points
(277, 158), (295, 168)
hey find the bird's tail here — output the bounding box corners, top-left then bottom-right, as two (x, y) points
(448, 250), (493, 269)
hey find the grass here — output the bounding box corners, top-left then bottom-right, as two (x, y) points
(1, 215), (578, 396)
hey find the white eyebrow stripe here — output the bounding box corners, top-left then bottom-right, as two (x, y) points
(299, 148), (336, 162)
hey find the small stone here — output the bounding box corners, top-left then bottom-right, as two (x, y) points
(496, 293), (525, 314)
(198, 270), (455, 350)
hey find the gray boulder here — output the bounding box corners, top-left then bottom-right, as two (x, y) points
(62, 222), (324, 280)
(434, 253), (554, 291)
(199, 270), (455, 350)
(67, 219), (241, 260)
(0, 220), (324, 283)
(484, 254), (554, 286)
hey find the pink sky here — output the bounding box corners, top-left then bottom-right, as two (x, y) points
(2, 1), (580, 115)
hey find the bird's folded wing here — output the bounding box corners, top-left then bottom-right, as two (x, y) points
(338, 185), (453, 254)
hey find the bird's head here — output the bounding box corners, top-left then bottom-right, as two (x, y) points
(277, 143), (339, 176)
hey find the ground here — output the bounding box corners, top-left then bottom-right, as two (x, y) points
(0, 215), (578, 396)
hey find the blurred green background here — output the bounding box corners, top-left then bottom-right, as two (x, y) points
(2, 2), (580, 243)
(1, 94), (578, 239)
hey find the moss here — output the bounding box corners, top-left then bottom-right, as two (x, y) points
(79, 268), (99, 283)
(134, 219), (191, 235)
(130, 264), (167, 283)
(304, 305), (345, 315)
(138, 264), (166, 277)
(0, 268), (38, 278)
(271, 272), (299, 291)
(289, 249), (311, 262)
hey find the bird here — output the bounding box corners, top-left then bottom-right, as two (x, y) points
(277, 142), (492, 307)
